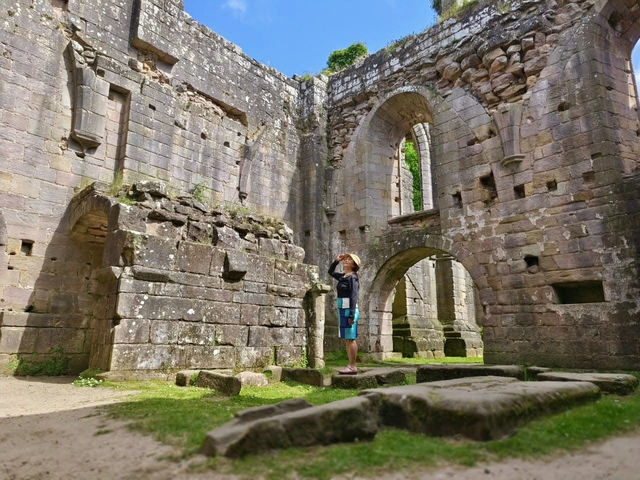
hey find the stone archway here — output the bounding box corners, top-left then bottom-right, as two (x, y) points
(358, 228), (488, 359)
(66, 186), (120, 370)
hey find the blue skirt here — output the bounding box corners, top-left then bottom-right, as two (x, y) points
(338, 308), (359, 340)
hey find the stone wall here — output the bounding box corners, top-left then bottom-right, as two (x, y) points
(322, 0), (640, 369)
(0, 0), (307, 370)
(4, 181), (319, 373)
(2, 0), (640, 372)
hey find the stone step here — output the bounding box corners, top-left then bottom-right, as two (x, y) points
(416, 364), (524, 382)
(362, 376), (600, 441)
(196, 370), (241, 396)
(331, 367), (407, 389)
(201, 396), (378, 457)
(281, 367), (325, 386)
(202, 375), (602, 457)
(536, 372), (639, 395)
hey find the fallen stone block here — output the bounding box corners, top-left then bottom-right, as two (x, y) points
(362, 376), (600, 441)
(236, 371), (269, 387)
(536, 372), (639, 395)
(527, 366), (552, 379)
(416, 364), (524, 383)
(282, 367), (325, 386)
(264, 365), (282, 382)
(196, 370), (241, 396)
(175, 369), (200, 386)
(331, 368), (406, 390)
(201, 395), (379, 457)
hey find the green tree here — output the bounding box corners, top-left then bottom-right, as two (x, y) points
(404, 141), (422, 212)
(431, 0), (442, 15)
(326, 42), (368, 73)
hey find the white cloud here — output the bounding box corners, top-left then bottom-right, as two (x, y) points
(223, 0), (247, 15)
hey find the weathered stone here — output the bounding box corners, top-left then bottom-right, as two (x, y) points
(196, 370), (242, 396)
(235, 371), (269, 387)
(331, 368), (406, 389)
(537, 372), (639, 395)
(176, 369), (200, 386)
(416, 364), (524, 382)
(362, 376), (600, 440)
(281, 367), (325, 386)
(132, 181), (168, 198)
(201, 395), (379, 457)
(223, 250), (248, 280)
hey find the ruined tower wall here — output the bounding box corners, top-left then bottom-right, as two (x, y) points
(0, 0), (305, 370)
(324, 0), (640, 369)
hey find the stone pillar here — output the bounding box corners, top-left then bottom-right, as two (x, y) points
(413, 123), (435, 210)
(436, 256), (483, 357)
(393, 259), (444, 358)
(297, 75), (329, 267)
(305, 282), (331, 368)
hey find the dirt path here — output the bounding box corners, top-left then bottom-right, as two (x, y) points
(1, 376), (639, 480)
(0, 376), (225, 480)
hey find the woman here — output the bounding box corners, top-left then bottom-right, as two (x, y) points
(329, 253), (361, 374)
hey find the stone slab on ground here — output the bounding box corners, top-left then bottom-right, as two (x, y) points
(196, 371), (241, 396)
(236, 371), (269, 387)
(175, 369), (200, 386)
(281, 367), (325, 386)
(362, 376), (600, 441)
(536, 372), (639, 395)
(201, 395), (379, 457)
(331, 368), (407, 390)
(416, 364), (525, 382)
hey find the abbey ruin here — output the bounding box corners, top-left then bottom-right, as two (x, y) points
(1, 0), (639, 374)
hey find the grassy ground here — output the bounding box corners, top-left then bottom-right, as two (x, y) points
(103, 371), (640, 479)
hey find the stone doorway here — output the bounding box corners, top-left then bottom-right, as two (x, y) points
(389, 252), (483, 360)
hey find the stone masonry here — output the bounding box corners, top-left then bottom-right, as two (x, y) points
(2, 0), (640, 372)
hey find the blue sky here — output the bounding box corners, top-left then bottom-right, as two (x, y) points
(183, 0), (438, 77)
(184, 1), (640, 83)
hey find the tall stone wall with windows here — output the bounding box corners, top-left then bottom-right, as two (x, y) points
(2, 0), (640, 372)
(322, 0), (640, 369)
(0, 0), (305, 372)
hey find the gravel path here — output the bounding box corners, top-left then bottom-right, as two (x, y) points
(1, 376), (638, 479)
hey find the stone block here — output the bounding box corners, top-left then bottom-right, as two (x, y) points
(236, 371), (269, 387)
(196, 370), (242, 396)
(126, 234), (177, 270)
(215, 324), (249, 347)
(416, 364), (525, 383)
(177, 241), (213, 275)
(235, 347), (274, 369)
(537, 372), (639, 395)
(201, 395), (378, 457)
(281, 367), (324, 386)
(224, 250), (248, 281)
(113, 318), (150, 344)
(176, 369), (200, 386)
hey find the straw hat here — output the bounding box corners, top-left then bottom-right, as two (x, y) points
(347, 253), (361, 268)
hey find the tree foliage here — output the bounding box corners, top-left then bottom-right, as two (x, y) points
(326, 43), (368, 73)
(431, 0), (442, 15)
(404, 141), (422, 212)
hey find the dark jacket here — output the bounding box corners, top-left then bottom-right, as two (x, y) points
(329, 260), (359, 319)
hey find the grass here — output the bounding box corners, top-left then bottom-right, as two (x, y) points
(105, 380), (359, 454)
(102, 372), (640, 479)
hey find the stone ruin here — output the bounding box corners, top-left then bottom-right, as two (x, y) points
(1, 0), (640, 374)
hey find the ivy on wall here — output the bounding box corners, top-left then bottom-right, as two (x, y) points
(404, 141), (422, 212)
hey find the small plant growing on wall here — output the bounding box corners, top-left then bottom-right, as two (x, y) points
(325, 42), (368, 74)
(192, 182), (207, 203)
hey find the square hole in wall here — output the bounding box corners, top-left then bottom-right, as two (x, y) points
(514, 184), (526, 199)
(20, 240), (33, 256)
(547, 179), (557, 191)
(552, 281), (605, 304)
(452, 191), (462, 208)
